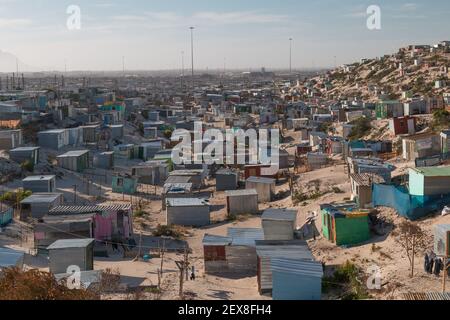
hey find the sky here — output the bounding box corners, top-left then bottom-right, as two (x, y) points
(0, 0), (450, 71)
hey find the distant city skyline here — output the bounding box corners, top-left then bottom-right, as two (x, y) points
(0, 0), (449, 72)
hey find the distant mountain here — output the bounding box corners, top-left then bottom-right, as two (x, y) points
(0, 50), (40, 73)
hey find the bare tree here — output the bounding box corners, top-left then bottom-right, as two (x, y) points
(157, 239), (166, 290)
(175, 245), (190, 298)
(396, 221), (427, 278)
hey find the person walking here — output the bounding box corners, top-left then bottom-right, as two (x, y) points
(190, 265), (196, 281)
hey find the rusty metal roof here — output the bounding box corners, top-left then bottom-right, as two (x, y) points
(402, 292), (450, 300)
(49, 204), (131, 215)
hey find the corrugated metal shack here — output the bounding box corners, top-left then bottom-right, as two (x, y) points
(93, 151), (114, 169)
(0, 247), (24, 270)
(255, 240), (315, 295)
(112, 174), (138, 195)
(35, 204), (133, 248)
(349, 173), (384, 208)
(271, 258), (323, 300)
(226, 228), (264, 274)
(38, 129), (68, 150)
(202, 228), (264, 275)
(203, 234), (232, 273)
(162, 182), (193, 210)
(0, 129), (22, 150)
(225, 189), (259, 216)
(215, 168), (239, 191)
(261, 209), (297, 240)
(57, 150), (90, 172)
(246, 176), (276, 203)
(166, 198), (210, 227)
(169, 169), (205, 189)
(9, 146), (40, 165)
(20, 193), (64, 221)
(22, 175), (56, 193)
(47, 239), (95, 274)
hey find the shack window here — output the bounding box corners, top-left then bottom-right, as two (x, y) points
(117, 178), (124, 187)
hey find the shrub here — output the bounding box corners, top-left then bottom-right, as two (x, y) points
(0, 268), (99, 300)
(153, 224), (186, 240)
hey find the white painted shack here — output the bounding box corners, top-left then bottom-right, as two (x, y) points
(261, 209), (298, 240)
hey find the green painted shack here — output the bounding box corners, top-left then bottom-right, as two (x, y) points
(112, 174), (138, 195)
(320, 203), (370, 246)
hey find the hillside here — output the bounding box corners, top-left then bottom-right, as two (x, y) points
(317, 44), (450, 102)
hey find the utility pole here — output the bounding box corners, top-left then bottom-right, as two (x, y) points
(289, 38), (293, 74)
(181, 51), (185, 91)
(122, 56), (125, 77)
(73, 184), (77, 204)
(189, 26), (195, 92)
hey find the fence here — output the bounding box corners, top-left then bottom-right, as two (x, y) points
(372, 184), (450, 221)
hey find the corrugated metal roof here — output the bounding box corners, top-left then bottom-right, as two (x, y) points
(170, 169), (204, 176)
(262, 209), (297, 221)
(0, 247), (24, 268)
(10, 146), (40, 151)
(402, 292), (450, 300)
(349, 173), (384, 186)
(57, 150), (89, 158)
(166, 198), (209, 207)
(164, 183), (193, 194)
(246, 176), (276, 184)
(217, 168), (238, 176)
(256, 240), (314, 260)
(165, 176), (192, 184)
(48, 204), (131, 216)
(411, 167), (450, 177)
(23, 175), (55, 182)
(21, 193), (63, 204)
(47, 238), (95, 250)
(202, 234), (232, 246)
(225, 189), (258, 197)
(228, 228), (264, 247)
(270, 258), (323, 278)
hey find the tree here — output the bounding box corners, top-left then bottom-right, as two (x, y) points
(431, 109), (450, 131)
(0, 268), (98, 300)
(347, 117), (371, 141)
(396, 221), (427, 278)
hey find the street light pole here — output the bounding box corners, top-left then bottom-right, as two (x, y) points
(189, 26), (195, 91)
(289, 38), (293, 74)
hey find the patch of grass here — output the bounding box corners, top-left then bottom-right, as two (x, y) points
(134, 209), (147, 218)
(152, 224), (187, 240)
(322, 261), (371, 300)
(332, 187), (345, 194)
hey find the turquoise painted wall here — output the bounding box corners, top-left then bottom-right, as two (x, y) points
(112, 177), (137, 195)
(409, 169), (425, 196)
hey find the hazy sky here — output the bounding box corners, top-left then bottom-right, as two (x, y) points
(1, 0), (450, 71)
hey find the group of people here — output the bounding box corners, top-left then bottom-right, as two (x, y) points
(424, 250), (449, 276)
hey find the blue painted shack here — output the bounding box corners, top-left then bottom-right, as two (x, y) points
(271, 258), (323, 300)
